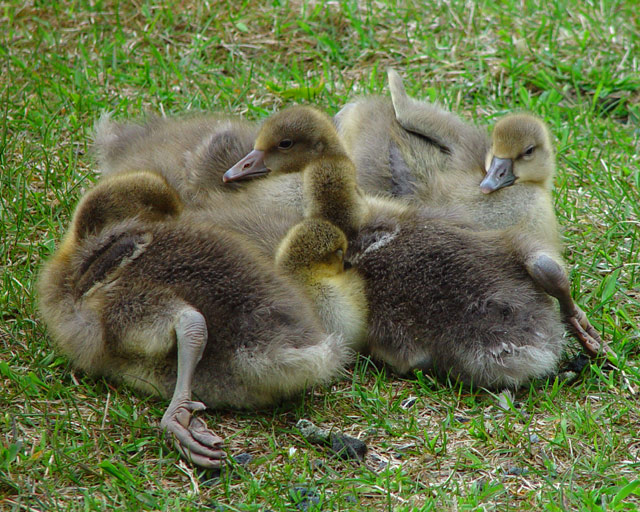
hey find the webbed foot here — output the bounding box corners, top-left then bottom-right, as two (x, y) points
(526, 253), (614, 360)
(161, 399), (224, 469)
(566, 305), (614, 360)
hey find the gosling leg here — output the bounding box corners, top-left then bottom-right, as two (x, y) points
(527, 253), (612, 358)
(161, 308), (224, 468)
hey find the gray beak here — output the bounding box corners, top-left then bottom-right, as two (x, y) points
(480, 156), (516, 194)
(223, 149), (269, 183)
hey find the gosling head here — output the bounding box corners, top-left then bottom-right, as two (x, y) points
(72, 171), (183, 240)
(275, 218), (350, 278)
(481, 114), (555, 194)
(223, 106), (345, 182)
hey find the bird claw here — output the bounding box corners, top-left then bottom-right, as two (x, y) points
(567, 306), (614, 360)
(161, 400), (225, 469)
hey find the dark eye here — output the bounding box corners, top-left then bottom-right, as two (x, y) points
(278, 139), (293, 150)
(524, 146), (535, 156)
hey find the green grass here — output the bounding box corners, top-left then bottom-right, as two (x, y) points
(1, 0), (639, 509)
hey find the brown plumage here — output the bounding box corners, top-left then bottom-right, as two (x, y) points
(335, 70), (607, 358)
(37, 170), (351, 468)
(225, 106), (566, 389)
(225, 107), (366, 237)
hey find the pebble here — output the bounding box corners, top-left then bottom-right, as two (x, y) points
(504, 466), (529, 476)
(296, 419), (330, 444)
(401, 396), (418, 409)
(291, 487), (320, 511)
(233, 452), (253, 465)
(331, 433), (367, 461)
(296, 419), (368, 462)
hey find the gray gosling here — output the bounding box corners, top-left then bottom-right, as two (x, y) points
(225, 106), (566, 390)
(335, 70), (608, 358)
(93, 112), (304, 211)
(37, 170), (355, 468)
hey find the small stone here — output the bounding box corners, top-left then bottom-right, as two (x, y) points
(564, 354), (590, 373)
(529, 433), (540, 444)
(330, 433), (367, 461)
(504, 466), (529, 476)
(401, 396), (417, 409)
(291, 487), (320, 511)
(454, 415), (470, 423)
(233, 452), (253, 465)
(297, 497), (320, 511)
(296, 419), (330, 444)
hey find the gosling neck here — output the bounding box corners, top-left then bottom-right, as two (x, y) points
(302, 150), (366, 238)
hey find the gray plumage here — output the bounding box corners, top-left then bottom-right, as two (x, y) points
(225, 105), (567, 389)
(335, 70), (608, 358)
(93, 112), (307, 212)
(94, 112), (260, 205)
(348, 208), (564, 388)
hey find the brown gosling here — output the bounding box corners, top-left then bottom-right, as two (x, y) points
(37, 170), (351, 468)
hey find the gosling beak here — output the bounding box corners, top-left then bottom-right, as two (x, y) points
(480, 156), (516, 194)
(223, 149), (269, 183)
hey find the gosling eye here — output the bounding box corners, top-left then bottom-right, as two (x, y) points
(522, 145), (535, 159)
(335, 249), (343, 260)
(278, 139), (294, 150)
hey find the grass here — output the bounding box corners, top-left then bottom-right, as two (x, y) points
(1, 0), (639, 509)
